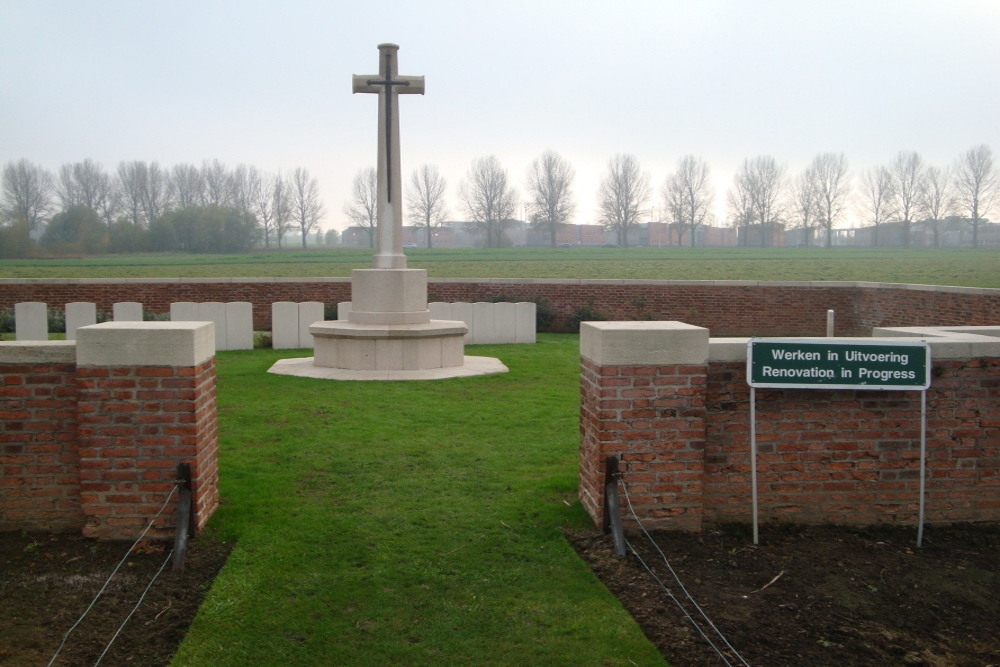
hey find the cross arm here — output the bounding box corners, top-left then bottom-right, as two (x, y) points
(352, 75), (379, 94)
(352, 75), (426, 95)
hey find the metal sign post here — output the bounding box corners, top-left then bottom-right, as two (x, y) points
(747, 338), (931, 547)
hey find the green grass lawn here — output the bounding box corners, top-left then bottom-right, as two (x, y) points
(171, 335), (665, 666)
(1, 247), (998, 287)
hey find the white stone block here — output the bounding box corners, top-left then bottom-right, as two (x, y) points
(226, 302), (254, 351)
(473, 302), (495, 344)
(198, 302), (228, 351)
(271, 302), (299, 349)
(375, 338), (405, 370)
(14, 302), (47, 341)
(452, 303), (475, 343)
(170, 302), (200, 322)
(65, 302), (97, 341)
(0, 340), (76, 364)
(298, 301), (325, 349)
(514, 302), (536, 344)
(351, 268), (427, 312)
(429, 302), (451, 321)
(337, 302), (352, 321)
(580, 321), (709, 366)
(76, 321), (215, 367)
(113, 302), (143, 322)
(494, 302), (517, 344)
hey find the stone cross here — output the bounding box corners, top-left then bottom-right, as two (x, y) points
(353, 43), (424, 270)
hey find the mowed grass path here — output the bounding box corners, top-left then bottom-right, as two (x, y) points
(1, 247), (998, 287)
(172, 336), (665, 666)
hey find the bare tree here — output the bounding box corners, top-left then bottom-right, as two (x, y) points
(201, 159), (231, 206)
(917, 166), (954, 247)
(662, 155), (712, 248)
(407, 165), (448, 248)
(56, 164), (81, 209)
(459, 156), (519, 248)
(116, 160), (147, 226)
(169, 163), (205, 209)
(809, 153), (851, 248)
(290, 167), (324, 248)
(727, 169), (755, 245)
(788, 170), (819, 246)
(1, 158), (55, 233)
(953, 144), (998, 248)
(728, 156), (785, 246)
(230, 164), (262, 239)
(525, 150), (575, 247)
(889, 151), (925, 247)
(115, 160), (169, 227)
(344, 167), (378, 248)
(272, 172), (292, 248)
(255, 171), (277, 248)
(858, 166), (897, 247)
(56, 159), (114, 223)
(597, 154), (649, 247)
(141, 162), (170, 226)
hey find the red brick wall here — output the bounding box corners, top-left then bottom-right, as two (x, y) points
(3, 279), (996, 336)
(580, 358), (707, 531)
(582, 355), (1000, 531)
(854, 287), (1000, 332)
(703, 358), (1000, 525)
(76, 359), (218, 540)
(1, 361), (85, 532)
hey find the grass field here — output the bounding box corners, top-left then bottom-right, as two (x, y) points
(1, 247), (998, 287)
(171, 337), (665, 666)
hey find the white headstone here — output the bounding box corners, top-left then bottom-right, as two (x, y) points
(170, 302), (200, 322)
(271, 302), (299, 349)
(198, 302), (228, 351)
(113, 302), (143, 322)
(15, 302), (48, 341)
(428, 302), (451, 321)
(494, 302), (517, 344)
(514, 302), (536, 344)
(226, 302), (254, 350)
(473, 302), (495, 344)
(337, 302), (352, 321)
(298, 302), (325, 349)
(452, 302), (475, 343)
(65, 302), (97, 341)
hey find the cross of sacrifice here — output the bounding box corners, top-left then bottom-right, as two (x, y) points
(353, 43), (424, 269)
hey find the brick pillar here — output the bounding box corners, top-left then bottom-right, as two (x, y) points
(580, 322), (709, 532)
(1, 342), (85, 532)
(75, 322), (218, 540)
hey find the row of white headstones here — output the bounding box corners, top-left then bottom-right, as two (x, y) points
(9, 300), (537, 350)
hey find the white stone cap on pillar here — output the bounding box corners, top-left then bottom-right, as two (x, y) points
(0, 340), (77, 364)
(580, 321), (709, 366)
(76, 321), (216, 367)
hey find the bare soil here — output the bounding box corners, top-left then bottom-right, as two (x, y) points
(0, 531), (231, 667)
(3, 524), (998, 666)
(569, 522), (1000, 666)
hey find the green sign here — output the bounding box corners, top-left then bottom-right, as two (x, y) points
(748, 339), (930, 390)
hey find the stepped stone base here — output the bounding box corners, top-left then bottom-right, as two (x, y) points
(264, 268), (508, 381)
(267, 354), (507, 381)
(309, 319), (469, 371)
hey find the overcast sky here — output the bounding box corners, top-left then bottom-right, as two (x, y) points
(2, 0), (998, 232)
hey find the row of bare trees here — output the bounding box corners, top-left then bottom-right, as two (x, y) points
(606, 146), (997, 248)
(345, 151), (576, 248)
(0, 159), (325, 251)
(343, 144), (996, 249)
